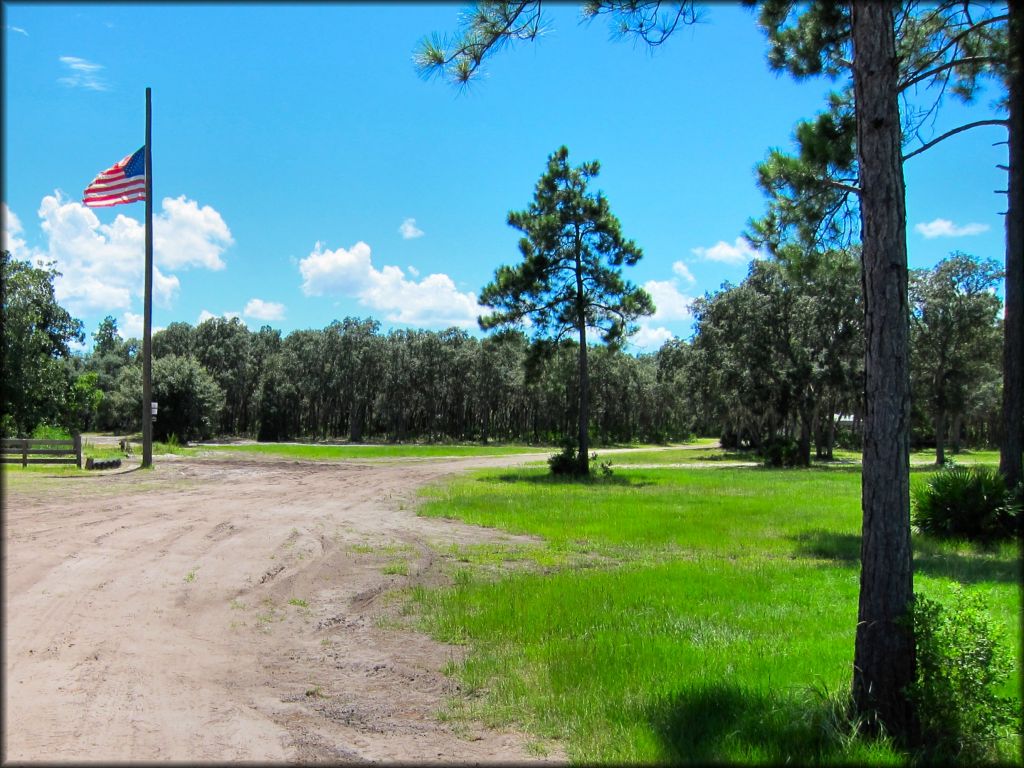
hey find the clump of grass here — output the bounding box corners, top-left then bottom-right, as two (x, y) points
(383, 561), (409, 576)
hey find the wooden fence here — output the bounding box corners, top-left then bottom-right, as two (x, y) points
(1, 435), (82, 468)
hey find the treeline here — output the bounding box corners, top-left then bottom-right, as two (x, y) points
(2, 249), (1005, 459)
(79, 316), (691, 445)
(679, 250), (1004, 464)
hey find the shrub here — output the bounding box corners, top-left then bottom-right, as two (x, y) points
(548, 442), (582, 476)
(910, 589), (1021, 764)
(911, 465), (1021, 542)
(547, 443), (600, 477)
(30, 423), (71, 440)
(762, 436), (802, 468)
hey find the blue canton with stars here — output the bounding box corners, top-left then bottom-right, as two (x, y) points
(124, 147), (146, 178)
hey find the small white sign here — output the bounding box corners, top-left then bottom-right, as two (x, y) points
(151, 402), (159, 415)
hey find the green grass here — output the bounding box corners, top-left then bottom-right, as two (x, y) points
(604, 445), (1004, 468)
(204, 442), (551, 461)
(600, 447), (757, 466)
(411, 463), (1022, 764)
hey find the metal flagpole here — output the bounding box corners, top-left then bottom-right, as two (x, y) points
(142, 87), (154, 468)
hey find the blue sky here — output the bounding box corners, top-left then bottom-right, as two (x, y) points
(2, 3), (1010, 351)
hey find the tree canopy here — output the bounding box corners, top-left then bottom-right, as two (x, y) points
(1, 250), (84, 437)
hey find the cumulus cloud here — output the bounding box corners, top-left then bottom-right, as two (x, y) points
(29, 192), (231, 314)
(672, 260), (696, 285)
(298, 240), (480, 329)
(631, 322), (674, 351)
(117, 312), (163, 339)
(399, 218), (424, 240)
(58, 56), (109, 91)
(692, 237), (761, 265)
(915, 218), (989, 239)
(244, 298), (285, 321)
(111, 313), (163, 342)
(2, 203), (31, 259)
(120, 312), (144, 339)
(156, 196), (233, 270)
(643, 279), (693, 322)
(197, 309), (242, 325)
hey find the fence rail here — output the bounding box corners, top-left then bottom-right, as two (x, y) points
(0, 435), (82, 468)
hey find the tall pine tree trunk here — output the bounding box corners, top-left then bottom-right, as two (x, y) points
(1002, 1), (1024, 490)
(577, 318), (590, 476)
(934, 410), (947, 466)
(850, 1), (917, 745)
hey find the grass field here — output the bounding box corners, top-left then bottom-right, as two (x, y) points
(410, 463), (1022, 764)
(603, 445), (1002, 468)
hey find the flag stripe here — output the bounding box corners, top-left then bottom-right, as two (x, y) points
(85, 178), (147, 194)
(83, 146), (147, 208)
(83, 189), (147, 205)
(82, 193), (147, 207)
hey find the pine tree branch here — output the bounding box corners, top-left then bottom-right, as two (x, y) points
(826, 178), (861, 195)
(417, 1), (541, 82)
(899, 55), (1003, 93)
(902, 119), (1009, 162)
(901, 12), (1008, 83)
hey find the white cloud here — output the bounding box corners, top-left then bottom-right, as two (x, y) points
(155, 196), (233, 270)
(643, 279), (693, 322)
(244, 298), (285, 321)
(197, 309), (242, 325)
(120, 312), (144, 338)
(298, 240), (480, 328)
(2, 203), (32, 260)
(7, 25), (29, 37)
(116, 313), (165, 339)
(399, 218), (424, 239)
(58, 56), (109, 91)
(915, 218), (989, 239)
(117, 312), (163, 339)
(631, 322), (674, 351)
(32, 191), (230, 314)
(692, 237), (761, 265)
(671, 260), (696, 285)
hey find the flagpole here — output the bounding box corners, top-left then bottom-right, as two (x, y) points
(142, 87), (154, 468)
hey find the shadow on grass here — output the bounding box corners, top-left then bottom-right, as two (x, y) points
(487, 472), (653, 487)
(646, 683), (876, 764)
(790, 529), (1022, 584)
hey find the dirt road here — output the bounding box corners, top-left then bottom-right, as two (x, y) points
(3, 452), (565, 763)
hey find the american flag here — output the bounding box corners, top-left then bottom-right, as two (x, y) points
(83, 146), (146, 207)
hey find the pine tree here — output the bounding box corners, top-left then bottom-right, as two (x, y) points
(479, 146), (654, 474)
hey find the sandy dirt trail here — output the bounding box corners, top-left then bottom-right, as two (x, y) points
(3, 452), (567, 763)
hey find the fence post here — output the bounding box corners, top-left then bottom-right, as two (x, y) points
(73, 433), (82, 469)
(22, 439), (28, 468)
